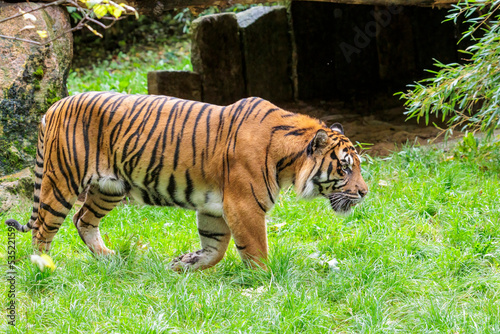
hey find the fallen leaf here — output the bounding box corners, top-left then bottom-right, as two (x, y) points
(23, 13), (37, 22)
(19, 25), (35, 33)
(36, 30), (48, 39)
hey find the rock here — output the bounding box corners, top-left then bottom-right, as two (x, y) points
(0, 3), (73, 176)
(236, 6), (293, 103)
(147, 70), (202, 101)
(191, 13), (245, 105)
(0, 167), (34, 213)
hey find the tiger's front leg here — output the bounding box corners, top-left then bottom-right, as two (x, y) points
(222, 194), (268, 269)
(171, 213), (231, 271)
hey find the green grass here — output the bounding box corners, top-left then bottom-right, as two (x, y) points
(2, 143), (500, 333)
(67, 39), (192, 95)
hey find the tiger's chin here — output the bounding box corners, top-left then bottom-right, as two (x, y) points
(327, 193), (363, 215)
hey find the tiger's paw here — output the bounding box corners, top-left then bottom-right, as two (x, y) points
(170, 249), (219, 272)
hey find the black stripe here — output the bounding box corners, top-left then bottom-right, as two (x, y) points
(327, 162), (333, 177)
(49, 179), (73, 210)
(173, 134), (181, 170)
(198, 228), (227, 242)
(285, 128), (313, 136)
(92, 201), (115, 212)
(277, 150), (304, 173)
(99, 197), (123, 204)
(95, 94), (122, 174)
(83, 204), (105, 219)
(184, 170), (195, 207)
(98, 188), (125, 197)
(261, 168), (275, 204)
(225, 98), (249, 144)
(200, 149), (207, 180)
(192, 104), (210, 165)
(250, 184), (266, 213)
(170, 100), (191, 144)
(57, 143), (80, 195)
(141, 189), (154, 206)
(81, 93), (108, 184)
(167, 174), (186, 208)
(79, 218), (98, 228)
(205, 108), (212, 158)
(272, 125), (294, 134)
(260, 108), (279, 123)
(44, 223), (59, 231)
(165, 99), (185, 144)
(40, 202), (67, 218)
(144, 136), (163, 187)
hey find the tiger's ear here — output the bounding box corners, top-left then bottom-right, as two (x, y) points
(307, 129), (329, 156)
(331, 123), (344, 135)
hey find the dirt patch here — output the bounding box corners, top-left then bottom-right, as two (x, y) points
(280, 96), (450, 156)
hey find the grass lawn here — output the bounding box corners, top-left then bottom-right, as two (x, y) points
(2, 40), (500, 333)
(2, 142), (500, 333)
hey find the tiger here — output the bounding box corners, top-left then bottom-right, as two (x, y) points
(5, 92), (368, 271)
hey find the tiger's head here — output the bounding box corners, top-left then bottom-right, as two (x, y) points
(296, 123), (368, 214)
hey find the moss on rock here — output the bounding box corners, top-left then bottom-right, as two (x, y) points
(0, 3), (73, 176)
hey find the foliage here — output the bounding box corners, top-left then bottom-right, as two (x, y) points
(0, 0), (138, 46)
(70, 12), (190, 69)
(2, 143), (500, 332)
(453, 131), (500, 165)
(399, 0), (500, 139)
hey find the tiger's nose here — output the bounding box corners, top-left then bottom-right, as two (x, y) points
(358, 188), (368, 198)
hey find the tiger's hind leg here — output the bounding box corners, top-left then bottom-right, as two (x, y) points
(73, 183), (124, 255)
(32, 176), (78, 252)
(171, 213), (231, 271)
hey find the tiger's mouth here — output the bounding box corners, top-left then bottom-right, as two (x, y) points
(327, 193), (363, 214)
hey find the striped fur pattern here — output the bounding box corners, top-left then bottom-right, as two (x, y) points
(5, 92), (368, 270)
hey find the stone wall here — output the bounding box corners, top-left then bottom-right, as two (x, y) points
(237, 6), (293, 102)
(0, 3), (73, 176)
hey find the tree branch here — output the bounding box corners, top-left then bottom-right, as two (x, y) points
(0, 0), (137, 46)
(0, 33), (42, 45)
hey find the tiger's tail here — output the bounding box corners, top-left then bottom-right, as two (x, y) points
(5, 115), (46, 233)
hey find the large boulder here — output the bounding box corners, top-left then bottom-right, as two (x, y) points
(236, 6), (293, 103)
(0, 167), (33, 213)
(0, 3), (73, 176)
(191, 13), (245, 106)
